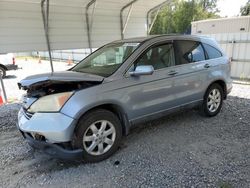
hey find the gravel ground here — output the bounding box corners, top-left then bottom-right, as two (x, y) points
(0, 83), (249, 188)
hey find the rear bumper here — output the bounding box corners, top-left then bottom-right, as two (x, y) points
(21, 131), (83, 161)
(5, 64), (18, 70)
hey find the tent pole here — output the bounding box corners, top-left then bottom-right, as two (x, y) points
(148, 7), (161, 34)
(120, 0), (138, 40)
(122, 4), (134, 35)
(147, 0), (170, 35)
(86, 0), (96, 53)
(41, 0), (54, 72)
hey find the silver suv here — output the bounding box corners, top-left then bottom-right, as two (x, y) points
(17, 35), (232, 162)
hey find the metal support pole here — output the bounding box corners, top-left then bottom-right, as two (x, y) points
(122, 4), (134, 35)
(148, 7), (161, 34)
(41, 0), (54, 72)
(146, 0), (170, 35)
(86, 0), (97, 53)
(0, 75), (7, 103)
(120, 0), (138, 39)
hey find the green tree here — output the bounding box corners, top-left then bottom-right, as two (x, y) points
(150, 0), (220, 35)
(199, 0), (218, 12)
(241, 0), (250, 16)
(173, 0), (198, 33)
(150, 4), (175, 34)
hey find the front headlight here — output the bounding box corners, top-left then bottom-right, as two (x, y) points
(28, 92), (73, 113)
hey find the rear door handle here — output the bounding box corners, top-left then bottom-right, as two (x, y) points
(168, 70), (178, 76)
(204, 64), (210, 68)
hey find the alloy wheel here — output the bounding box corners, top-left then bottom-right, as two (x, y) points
(83, 120), (116, 156)
(207, 88), (221, 113)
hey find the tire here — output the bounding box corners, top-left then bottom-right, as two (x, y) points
(0, 67), (6, 78)
(200, 83), (224, 117)
(75, 109), (122, 163)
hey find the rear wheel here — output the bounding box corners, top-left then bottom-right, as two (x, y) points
(0, 67), (6, 78)
(75, 109), (122, 163)
(200, 83), (223, 117)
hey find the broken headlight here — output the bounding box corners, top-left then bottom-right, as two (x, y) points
(28, 92), (73, 113)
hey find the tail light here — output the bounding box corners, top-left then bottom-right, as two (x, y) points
(12, 57), (15, 65)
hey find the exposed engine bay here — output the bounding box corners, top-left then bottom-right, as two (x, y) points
(18, 80), (101, 98)
(17, 71), (104, 98)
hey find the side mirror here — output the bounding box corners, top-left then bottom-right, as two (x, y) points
(129, 65), (154, 76)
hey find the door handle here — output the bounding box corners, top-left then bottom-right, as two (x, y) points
(204, 64), (210, 68)
(168, 70), (178, 76)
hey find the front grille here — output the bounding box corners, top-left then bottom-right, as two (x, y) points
(22, 108), (34, 120)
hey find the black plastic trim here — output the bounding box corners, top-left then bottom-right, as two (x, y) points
(5, 64), (18, 70)
(22, 132), (83, 161)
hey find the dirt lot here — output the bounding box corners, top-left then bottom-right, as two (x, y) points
(0, 83), (249, 188)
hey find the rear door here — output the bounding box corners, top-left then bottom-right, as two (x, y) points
(167, 40), (209, 106)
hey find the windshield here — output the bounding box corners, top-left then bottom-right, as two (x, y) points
(72, 42), (140, 77)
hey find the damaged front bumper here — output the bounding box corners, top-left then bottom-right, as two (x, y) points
(18, 108), (83, 160)
(20, 131), (83, 160)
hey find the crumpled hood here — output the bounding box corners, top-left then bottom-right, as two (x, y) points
(18, 71), (104, 89)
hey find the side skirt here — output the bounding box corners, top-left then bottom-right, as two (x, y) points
(129, 100), (203, 126)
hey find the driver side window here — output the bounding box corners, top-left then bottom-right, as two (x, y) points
(134, 43), (175, 70)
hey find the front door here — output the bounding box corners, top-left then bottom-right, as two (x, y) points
(122, 42), (178, 121)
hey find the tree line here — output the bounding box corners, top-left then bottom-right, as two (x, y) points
(150, 0), (250, 35)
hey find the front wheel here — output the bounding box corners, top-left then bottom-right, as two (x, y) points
(200, 83), (223, 117)
(75, 109), (122, 163)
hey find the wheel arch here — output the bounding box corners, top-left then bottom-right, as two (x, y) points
(206, 79), (227, 99)
(76, 103), (130, 136)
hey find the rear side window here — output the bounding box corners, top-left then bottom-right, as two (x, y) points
(174, 40), (206, 65)
(203, 43), (222, 59)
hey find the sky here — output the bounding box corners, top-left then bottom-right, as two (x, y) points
(217, 0), (248, 17)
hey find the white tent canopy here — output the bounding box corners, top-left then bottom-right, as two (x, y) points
(0, 0), (170, 54)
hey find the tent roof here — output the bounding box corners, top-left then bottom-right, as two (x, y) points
(0, 0), (169, 53)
